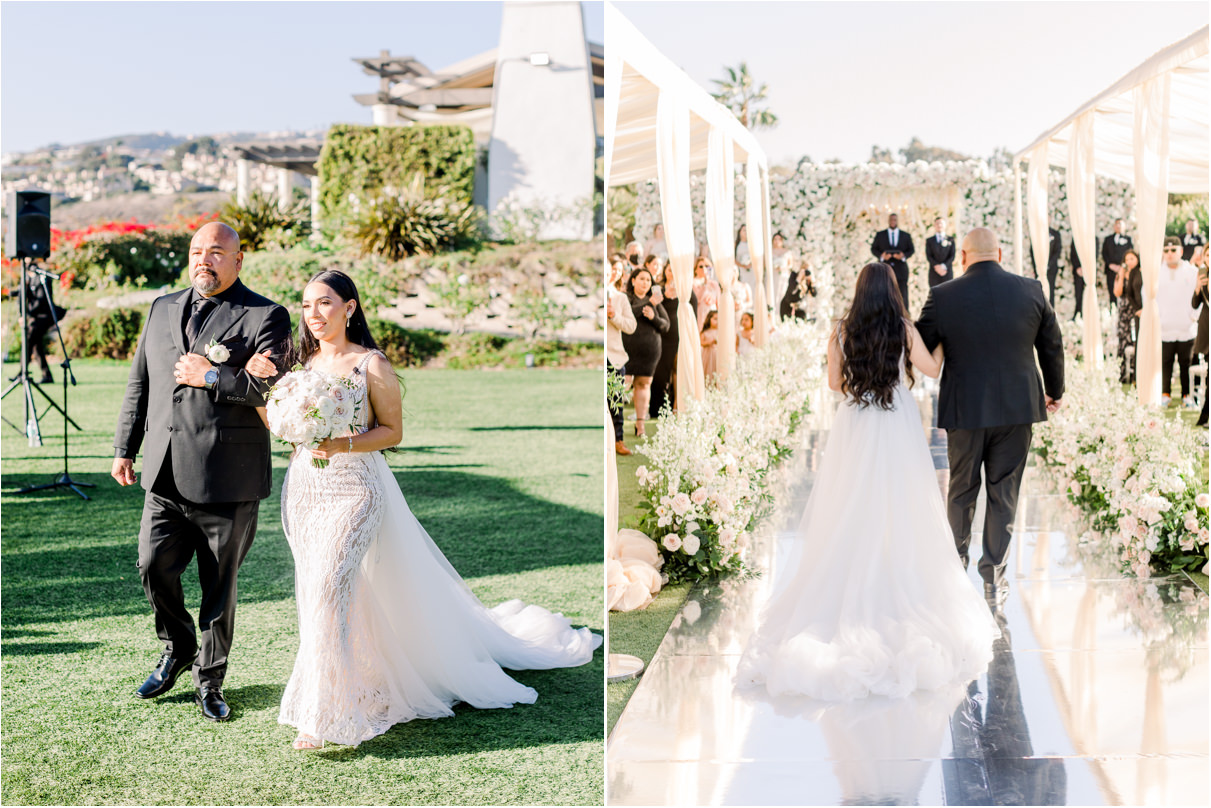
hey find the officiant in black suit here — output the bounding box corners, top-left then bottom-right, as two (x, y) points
(925, 217), (955, 288)
(871, 213), (915, 309)
(1101, 218), (1133, 305)
(1030, 226), (1062, 306)
(916, 228), (1064, 607)
(112, 222), (291, 722)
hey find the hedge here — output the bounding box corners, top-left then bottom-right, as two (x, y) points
(317, 124), (477, 241)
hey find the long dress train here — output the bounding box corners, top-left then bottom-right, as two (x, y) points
(278, 351), (600, 745)
(737, 353), (999, 701)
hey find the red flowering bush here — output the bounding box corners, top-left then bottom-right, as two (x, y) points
(51, 212), (219, 290)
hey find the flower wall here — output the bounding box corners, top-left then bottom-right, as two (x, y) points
(635, 161), (1135, 322)
(632, 321), (823, 583)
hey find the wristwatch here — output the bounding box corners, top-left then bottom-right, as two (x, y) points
(204, 367), (219, 390)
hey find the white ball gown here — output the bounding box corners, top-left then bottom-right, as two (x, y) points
(738, 352), (999, 701)
(278, 351), (601, 746)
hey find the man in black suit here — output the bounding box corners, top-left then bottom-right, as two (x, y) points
(916, 228), (1065, 607)
(925, 217), (955, 287)
(1182, 218), (1206, 262)
(1069, 240), (1085, 320)
(112, 222), (291, 722)
(1030, 226), (1062, 306)
(1101, 218), (1132, 305)
(871, 213), (915, 310)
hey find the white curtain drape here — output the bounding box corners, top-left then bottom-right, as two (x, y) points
(1027, 144), (1051, 286)
(746, 159), (769, 345)
(1067, 111), (1104, 366)
(657, 91), (705, 404)
(1133, 72), (1173, 406)
(761, 168), (775, 316)
(1013, 161), (1024, 275)
(706, 126), (738, 381)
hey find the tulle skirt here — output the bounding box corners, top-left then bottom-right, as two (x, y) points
(737, 382), (999, 701)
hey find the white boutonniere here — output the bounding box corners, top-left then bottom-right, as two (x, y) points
(205, 338), (231, 364)
(939, 237), (949, 247)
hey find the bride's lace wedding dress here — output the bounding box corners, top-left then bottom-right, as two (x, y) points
(278, 351), (600, 746)
(738, 349), (999, 701)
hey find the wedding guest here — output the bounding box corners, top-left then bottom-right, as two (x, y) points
(1070, 241), (1086, 320)
(1191, 246), (1208, 426)
(1102, 218), (1133, 306)
(925, 217), (955, 287)
(1157, 236), (1198, 407)
(1029, 225), (1063, 305)
(700, 309), (719, 383)
(692, 256), (721, 331)
(606, 262), (637, 456)
(609, 255), (628, 293)
(645, 223), (668, 263)
(625, 241), (643, 268)
(737, 312), (757, 357)
(733, 278), (753, 315)
(1113, 249), (1143, 384)
(621, 267), (670, 437)
(649, 266), (696, 419)
(771, 232), (795, 293)
(735, 225), (753, 289)
(1181, 218), (1206, 262)
(642, 253), (662, 281)
(871, 212), (915, 309)
(779, 261), (816, 320)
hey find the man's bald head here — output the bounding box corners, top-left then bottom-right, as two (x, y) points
(193, 221), (241, 250)
(188, 222), (244, 296)
(961, 227), (1001, 269)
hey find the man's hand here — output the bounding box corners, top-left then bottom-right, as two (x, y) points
(881, 252), (892, 261)
(1045, 396), (1062, 414)
(175, 353), (214, 387)
(934, 264), (946, 276)
(1076, 267), (1084, 277)
(111, 457), (137, 486)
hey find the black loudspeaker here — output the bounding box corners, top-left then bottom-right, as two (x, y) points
(6, 190), (52, 259)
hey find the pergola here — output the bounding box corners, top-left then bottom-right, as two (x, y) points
(1013, 26), (1209, 405)
(227, 140), (324, 234)
(606, 1), (772, 403)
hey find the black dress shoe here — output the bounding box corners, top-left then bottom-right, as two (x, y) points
(134, 652), (196, 699)
(195, 687), (231, 722)
(38, 374), (54, 384)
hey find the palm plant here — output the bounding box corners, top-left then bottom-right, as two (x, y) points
(710, 62), (779, 131)
(347, 175), (482, 262)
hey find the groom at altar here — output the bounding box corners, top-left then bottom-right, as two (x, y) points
(871, 213), (915, 308)
(112, 222), (291, 722)
(916, 227), (1065, 607)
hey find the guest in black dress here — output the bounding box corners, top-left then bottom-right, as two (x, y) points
(650, 266), (697, 419)
(621, 267), (670, 437)
(1114, 249), (1143, 384)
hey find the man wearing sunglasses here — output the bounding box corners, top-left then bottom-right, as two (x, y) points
(1157, 236), (1199, 408)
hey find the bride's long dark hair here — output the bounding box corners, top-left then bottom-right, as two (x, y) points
(839, 263), (913, 410)
(296, 269), (382, 368)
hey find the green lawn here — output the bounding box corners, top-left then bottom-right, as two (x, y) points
(1, 360), (604, 806)
(607, 409), (693, 736)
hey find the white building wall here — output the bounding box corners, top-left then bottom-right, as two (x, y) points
(487, 1), (595, 240)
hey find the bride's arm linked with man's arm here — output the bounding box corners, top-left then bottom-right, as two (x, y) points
(906, 321), (943, 379)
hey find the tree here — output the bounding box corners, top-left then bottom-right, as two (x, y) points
(869, 145), (896, 164)
(899, 137), (969, 164)
(710, 62), (779, 131)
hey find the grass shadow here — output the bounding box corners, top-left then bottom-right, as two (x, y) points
(2, 640), (102, 656)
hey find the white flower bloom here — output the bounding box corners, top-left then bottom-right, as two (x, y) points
(683, 534), (701, 555)
(661, 533), (682, 552)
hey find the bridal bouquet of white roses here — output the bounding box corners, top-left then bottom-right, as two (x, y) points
(265, 367), (360, 468)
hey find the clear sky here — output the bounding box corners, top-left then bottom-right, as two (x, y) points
(615, 0), (1208, 166)
(0, 0), (605, 153)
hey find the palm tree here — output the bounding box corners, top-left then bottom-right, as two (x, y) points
(710, 62), (779, 131)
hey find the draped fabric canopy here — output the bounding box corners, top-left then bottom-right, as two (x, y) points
(605, 1), (771, 396)
(1014, 26), (1208, 402)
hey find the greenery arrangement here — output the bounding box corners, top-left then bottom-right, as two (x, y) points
(347, 175), (482, 260)
(317, 124), (476, 241)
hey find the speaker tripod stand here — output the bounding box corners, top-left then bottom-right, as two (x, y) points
(7, 261), (93, 500)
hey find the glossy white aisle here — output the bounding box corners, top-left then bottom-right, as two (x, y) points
(606, 385), (1209, 806)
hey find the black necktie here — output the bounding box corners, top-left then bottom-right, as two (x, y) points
(185, 297), (216, 348)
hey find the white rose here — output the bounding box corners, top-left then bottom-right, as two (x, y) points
(670, 492), (691, 516)
(661, 533), (682, 552)
(316, 396), (337, 418)
(1196, 493), (1211, 509)
(683, 533), (701, 555)
(690, 487), (707, 506)
(1184, 514), (1200, 532)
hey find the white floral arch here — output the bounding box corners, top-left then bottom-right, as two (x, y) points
(636, 160), (1135, 324)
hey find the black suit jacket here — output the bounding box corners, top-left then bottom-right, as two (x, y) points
(1101, 233), (1133, 270)
(871, 229), (915, 275)
(1028, 228), (1062, 276)
(114, 279), (292, 503)
(925, 234), (955, 274)
(916, 261), (1064, 430)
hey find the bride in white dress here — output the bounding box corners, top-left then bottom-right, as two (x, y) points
(246, 270), (601, 749)
(738, 262), (998, 701)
